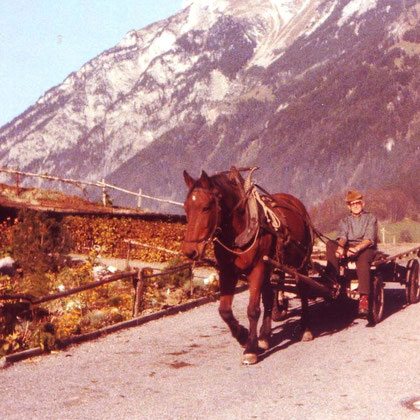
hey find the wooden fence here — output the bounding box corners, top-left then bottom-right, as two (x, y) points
(0, 259), (213, 316)
(0, 259), (218, 366)
(0, 167), (183, 208)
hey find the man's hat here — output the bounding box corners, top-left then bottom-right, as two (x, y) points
(345, 189), (363, 203)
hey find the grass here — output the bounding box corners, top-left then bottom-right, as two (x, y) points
(379, 218), (420, 243)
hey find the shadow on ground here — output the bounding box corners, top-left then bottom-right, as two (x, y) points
(259, 286), (409, 362)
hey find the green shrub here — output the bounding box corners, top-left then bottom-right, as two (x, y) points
(158, 256), (191, 289)
(399, 229), (413, 243)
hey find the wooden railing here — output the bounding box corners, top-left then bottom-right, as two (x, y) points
(0, 167), (183, 208)
(0, 259), (218, 366)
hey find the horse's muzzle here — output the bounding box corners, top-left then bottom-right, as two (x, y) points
(182, 240), (205, 261)
(184, 249), (199, 260)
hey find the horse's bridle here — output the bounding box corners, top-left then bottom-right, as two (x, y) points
(184, 186), (263, 257)
(183, 187), (222, 249)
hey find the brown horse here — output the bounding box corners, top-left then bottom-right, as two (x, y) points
(182, 168), (314, 365)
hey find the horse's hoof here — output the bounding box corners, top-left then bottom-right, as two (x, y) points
(301, 330), (314, 342)
(258, 338), (270, 350)
(271, 309), (287, 322)
(272, 299), (289, 322)
(242, 353), (258, 365)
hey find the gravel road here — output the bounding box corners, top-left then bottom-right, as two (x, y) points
(1, 279), (419, 419)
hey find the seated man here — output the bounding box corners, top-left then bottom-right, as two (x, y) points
(325, 190), (378, 315)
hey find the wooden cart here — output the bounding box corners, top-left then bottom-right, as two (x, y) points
(265, 245), (420, 325)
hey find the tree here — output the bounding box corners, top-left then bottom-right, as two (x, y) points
(399, 229), (413, 243)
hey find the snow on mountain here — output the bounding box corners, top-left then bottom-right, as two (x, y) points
(0, 0), (419, 214)
(338, 0), (378, 26)
(182, 0), (325, 68)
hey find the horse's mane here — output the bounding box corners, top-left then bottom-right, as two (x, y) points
(211, 172), (232, 189)
(211, 172), (243, 201)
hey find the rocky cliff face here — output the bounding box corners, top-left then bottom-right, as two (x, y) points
(0, 0), (419, 213)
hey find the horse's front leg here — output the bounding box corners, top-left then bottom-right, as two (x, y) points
(242, 262), (267, 365)
(218, 270), (248, 347)
(258, 275), (274, 351)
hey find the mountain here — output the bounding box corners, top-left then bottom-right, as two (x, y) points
(0, 0), (419, 215)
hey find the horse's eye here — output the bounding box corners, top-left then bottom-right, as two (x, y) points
(202, 204), (212, 212)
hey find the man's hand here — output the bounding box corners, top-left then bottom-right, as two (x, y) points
(347, 240), (372, 257)
(347, 246), (359, 257)
(335, 246), (345, 259)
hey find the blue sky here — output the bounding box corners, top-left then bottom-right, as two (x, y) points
(0, 0), (185, 128)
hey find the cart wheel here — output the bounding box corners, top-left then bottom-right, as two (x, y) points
(405, 259), (420, 304)
(368, 274), (384, 325)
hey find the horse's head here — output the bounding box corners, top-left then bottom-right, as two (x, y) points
(182, 170), (221, 260)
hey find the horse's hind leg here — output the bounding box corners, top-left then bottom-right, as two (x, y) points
(297, 283), (314, 341)
(271, 289), (288, 321)
(271, 271), (288, 321)
(258, 276), (273, 351)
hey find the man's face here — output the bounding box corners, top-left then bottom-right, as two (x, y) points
(348, 200), (364, 216)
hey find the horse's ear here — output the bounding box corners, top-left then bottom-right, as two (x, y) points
(229, 166), (244, 185)
(229, 166), (239, 181)
(199, 170), (212, 189)
(183, 170), (195, 189)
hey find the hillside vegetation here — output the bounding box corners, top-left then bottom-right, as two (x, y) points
(0, 210), (190, 357)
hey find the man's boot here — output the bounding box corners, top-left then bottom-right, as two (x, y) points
(358, 294), (369, 316)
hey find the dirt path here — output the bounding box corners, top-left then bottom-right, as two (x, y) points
(1, 282), (419, 419)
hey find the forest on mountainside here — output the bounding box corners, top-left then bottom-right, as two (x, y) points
(310, 186), (419, 235)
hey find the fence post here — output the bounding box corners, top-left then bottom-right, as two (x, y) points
(102, 179), (107, 206)
(381, 227), (386, 244)
(132, 269), (144, 317)
(15, 171), (20, 195)
(137, 188), (142, 208)
(189, 265), (194, 297)
(132, 267), (152, 317)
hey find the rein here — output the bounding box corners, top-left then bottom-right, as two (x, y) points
(213, 225), (261, 256)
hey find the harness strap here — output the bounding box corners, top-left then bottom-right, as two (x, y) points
(252, 185), (314, 271)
